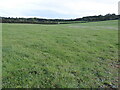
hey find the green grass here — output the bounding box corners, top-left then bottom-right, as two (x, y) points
(2, 20), (118, 88)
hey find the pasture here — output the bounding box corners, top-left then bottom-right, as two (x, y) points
(2, 20), (118, 88)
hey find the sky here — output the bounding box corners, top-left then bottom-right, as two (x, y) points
(0, 0), (119, 19)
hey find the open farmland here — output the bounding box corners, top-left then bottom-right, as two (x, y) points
(2, 20), (118, 88)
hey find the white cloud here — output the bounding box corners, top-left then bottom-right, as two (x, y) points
(0, 0), (119, 18)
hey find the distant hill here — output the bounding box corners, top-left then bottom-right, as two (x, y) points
(0, 13), (120, 24)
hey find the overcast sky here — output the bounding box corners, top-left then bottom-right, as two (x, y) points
(0, 0), (119, 19)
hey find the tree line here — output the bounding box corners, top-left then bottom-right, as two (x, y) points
(0, 13), (120, 24)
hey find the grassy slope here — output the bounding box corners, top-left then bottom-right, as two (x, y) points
(2, 20), (118, 88)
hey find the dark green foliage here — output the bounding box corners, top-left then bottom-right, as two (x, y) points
(1, 13), (120, 24)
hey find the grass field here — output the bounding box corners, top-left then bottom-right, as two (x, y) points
(2, 20), (118, 88)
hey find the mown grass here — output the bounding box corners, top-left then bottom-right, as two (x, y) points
(2, 20), (118, 88)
